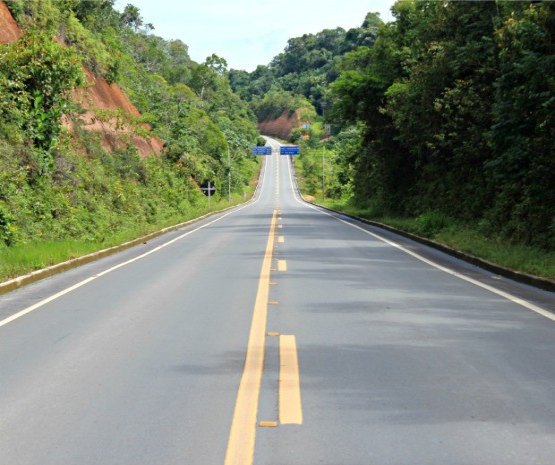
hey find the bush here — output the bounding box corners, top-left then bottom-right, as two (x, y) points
(289, 128), (302, 143)
(0, 205), (15, 246)
(414, 211), (454, 236)
(0, 30), (84, 155)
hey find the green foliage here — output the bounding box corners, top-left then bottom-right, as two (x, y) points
(0, 30), (84, 168)
(0, 135), (200, 248)
(327, 0), (554, 250)
(0, 205), (15, 246)
(279, 0), (555, 256)
(0, 1), (261, 260)
(229, 13), (383, 116)
(312, 198), (555, 279)
(414, 212), (454, 236)
(289, 128), (302, 143)
(6, 0), (122, 78)
(487, 1), (555, 248)
(295, 127), (361, 201)
(250, 87), (315, 122)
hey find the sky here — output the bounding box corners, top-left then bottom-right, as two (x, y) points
(115, 0), (396, 71)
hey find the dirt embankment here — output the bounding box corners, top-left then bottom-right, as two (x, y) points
(0, 2), (21, 43)
(0, 1), (162, 157)
(258, 110), (302, 140)
(71, 69), (164, 156)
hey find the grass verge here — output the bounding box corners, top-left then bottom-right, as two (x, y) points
(315, 197), (554, 281)
(0, 188), (255, 282)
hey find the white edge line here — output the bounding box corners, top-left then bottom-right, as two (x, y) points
(283, 144), (554, 321)
(0, 156), (270, 330)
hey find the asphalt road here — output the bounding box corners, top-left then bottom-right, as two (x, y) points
(1, 137), (554, 465)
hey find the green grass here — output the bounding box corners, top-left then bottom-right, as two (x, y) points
(0, 188), (255, 282)
(313, 198), (555, 281)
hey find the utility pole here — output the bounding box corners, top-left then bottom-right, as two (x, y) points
(322, 146), (325, 199)
(227, 143), (231, 203)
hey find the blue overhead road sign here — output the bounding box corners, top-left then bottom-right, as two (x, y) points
(280, 145), (300, 155)
(251, 146), (272, 155)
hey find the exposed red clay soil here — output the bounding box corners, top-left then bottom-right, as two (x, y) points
(71, 69), (163, 156)
(0, 2), (21, 44)
(76, 69), (141, 117)
(258, 110), (302, 140)
(0, 1), (162, 156)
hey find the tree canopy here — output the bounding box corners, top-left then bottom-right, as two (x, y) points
(229, 13), (383, 116)
(328, 0), (554, 248)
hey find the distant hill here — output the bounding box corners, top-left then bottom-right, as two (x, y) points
(230, 12), (382, 117)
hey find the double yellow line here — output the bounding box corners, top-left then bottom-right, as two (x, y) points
(224, 210), (277, 465)
(224, 209), (302, 465)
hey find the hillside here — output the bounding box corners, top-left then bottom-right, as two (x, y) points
(70, 68), (163, 156)
(0, 0), (260, 279)
(257, 110), (304, 141)
(228, 13), (381, 139)
(0, 2), (161, 156)
(0, 1), (20, 41)
(230, 13), (381, 115)
(235, 0), (554, 278)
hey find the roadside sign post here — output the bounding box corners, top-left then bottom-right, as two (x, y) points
(227, 145), (231, 203)
(201, 181), (216, 207)
(279, 146), (300, 156)
(322, 147), (325, 199)
(251, 146), (272, 156)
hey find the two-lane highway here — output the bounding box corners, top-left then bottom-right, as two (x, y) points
(1, 137), (554, 464)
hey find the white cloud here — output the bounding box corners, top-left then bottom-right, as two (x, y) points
(115, 0), (396, 70)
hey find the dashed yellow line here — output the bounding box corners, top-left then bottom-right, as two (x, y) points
(277, 260), (287, 271)
(279, 335), (303, 424)
(278, 236), (285, 243)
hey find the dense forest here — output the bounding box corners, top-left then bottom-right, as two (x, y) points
(0, 0), (260, 271)
(328, 0), (554, 250)
(235, 0), (553, 262)
(229, 12), (382, 121)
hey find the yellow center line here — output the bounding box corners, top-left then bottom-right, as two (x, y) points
(279, 335), (303, 424)
(224, 210), (277, 465)
(278, 236), (285, 243)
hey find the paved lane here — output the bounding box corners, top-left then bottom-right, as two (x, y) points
(254, 137), (555, 465)
(0, 158), (279, 464)
(1, 137), (554, 465)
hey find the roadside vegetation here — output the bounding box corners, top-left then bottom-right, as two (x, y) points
(0, 187), (255, 281)
(294, 126), (554, 280)
(2, 0), (553, 283)
(307, 198), (555, 280)
(0, 0), (260, 280)
(236, 0), (554, 280)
